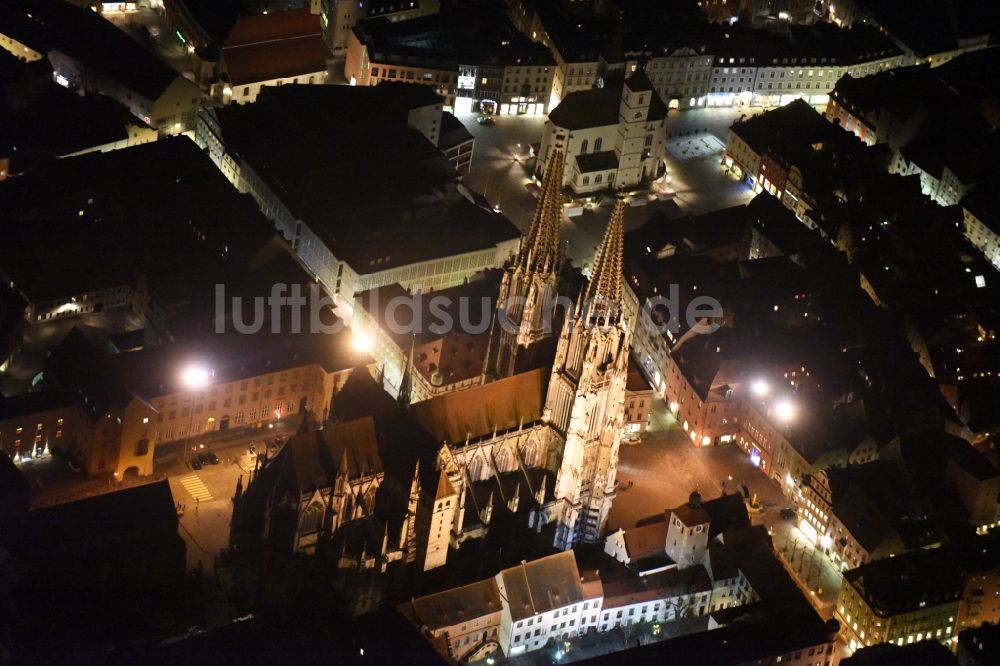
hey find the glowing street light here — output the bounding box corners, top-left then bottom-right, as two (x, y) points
(750, 379), (771, 397)
(180, 364), (211, 391)
(352, 330), (374, 353)
(774, 398), (796, 423)
(180, 364), (212, 467)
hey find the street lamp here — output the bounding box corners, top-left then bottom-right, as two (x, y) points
(352, 330), (374, 353)
(751, 378), (770, 397)
(180, 364), (212, 466)
(774, 398), (796, 422)
(181, 364), (211, 391)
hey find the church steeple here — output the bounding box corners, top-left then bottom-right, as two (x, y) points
(517, 149), (565, 274)
(490, 150), (566, 379)
(397, 334), (416, 407)
(585, 197), (626, 325)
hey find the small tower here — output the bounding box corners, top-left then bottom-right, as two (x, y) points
(492, 150), (565, 378)
(550, 197), (632, 550)
(398, 334), (416, 407)
(419, 469), (458, 571)
(617, 68), (659, 188)
(664, 492), (711, 569)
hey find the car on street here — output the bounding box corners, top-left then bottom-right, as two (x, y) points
(780, 507), (797, 520)
(190, 457), (203, 470)
(476, 115), (495, 125)
(204, 451), (220, 465)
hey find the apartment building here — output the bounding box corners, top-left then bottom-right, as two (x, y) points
(836, 548), (962, 652)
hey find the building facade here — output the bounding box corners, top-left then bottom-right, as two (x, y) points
(537, 71), (668, 195)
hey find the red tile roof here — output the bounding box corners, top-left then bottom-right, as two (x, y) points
(221, 9), (326, 86)
(223, 34), (327, 86)
(224, 8), (321, 47)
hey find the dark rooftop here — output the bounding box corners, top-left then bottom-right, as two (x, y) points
(1, 0), (185, 100)
(215, 85), (518, 274)
(0, 137), (277, 304)
(0, 67), (145, 172)
(355, 6), (555, 70)
(842, 639), (958, 666)
(0, 389), (74, 421)
(844, 547), (962, 617)
(549, 85), (668, 130)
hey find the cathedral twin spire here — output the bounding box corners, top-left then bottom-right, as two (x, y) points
(584, 197), (626, 325)
(517, 150), (565, 275)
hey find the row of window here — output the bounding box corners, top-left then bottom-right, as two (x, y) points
(370, 67), (452, 84)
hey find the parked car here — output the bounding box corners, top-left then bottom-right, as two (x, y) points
(780, 507), (797, 520)
(476, 115), (495, 125)
(204, 451), (220, 465)
(190, 457), (203, 470)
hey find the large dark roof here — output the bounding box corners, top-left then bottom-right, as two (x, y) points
(708, 22), (902, 65)
(354, 6), (554, 70)
(175, 0), (240, 45)
(43, 327), (143, 421)
(0, 137), (276, 304)
(215, 85), (518, 274)
(437, 111), (473, 151)
(0, 389), (74, 421)
(864, 0), (998, 56)
(548, 85), (667, 130)
(0, 70), (143, 171)
(844, 547), (963, 616)
(25, 479), (179, 550)
(1, 0), (184, 100)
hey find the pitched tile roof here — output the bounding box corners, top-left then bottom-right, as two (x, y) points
(411, 578), (502, 630)
(412, 368), (546, 443)
(499, 551), (584, 621)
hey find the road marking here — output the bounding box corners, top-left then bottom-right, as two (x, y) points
(178, 474), (213, 502)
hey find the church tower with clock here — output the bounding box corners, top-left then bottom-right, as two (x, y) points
(616, 69), (658, 187)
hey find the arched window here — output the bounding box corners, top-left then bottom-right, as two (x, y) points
(468, 455), (484, 481)
(594, 137), (603, 151)
(364, 486), (377, 515)
(645, 134), (653, 147)
(299, 500), (323, 533)
(595, 174), (603, 184)
(522, 441), (539, 468)
(343, 494), (354, 521)
(582, 176), (590, 185)
(580, 139), (588, 154)
(495, 448), (512, 473)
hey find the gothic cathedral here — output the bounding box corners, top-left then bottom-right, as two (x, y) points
(492, 150), (632, 549)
